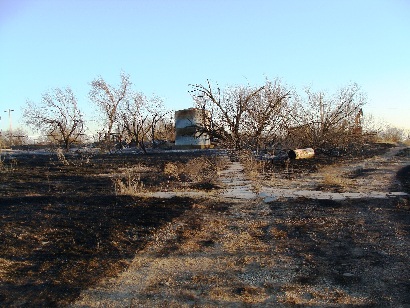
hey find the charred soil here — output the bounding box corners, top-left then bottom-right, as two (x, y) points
(0, 150), (218, 306)
(0, 145), (409, 307)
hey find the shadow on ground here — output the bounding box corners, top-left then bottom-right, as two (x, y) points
(0, 195), (193, 307)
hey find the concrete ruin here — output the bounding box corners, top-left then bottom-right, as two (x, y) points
(174, 108), (211, 149)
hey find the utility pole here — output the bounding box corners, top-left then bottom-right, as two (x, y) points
(319, 93), (324, 134)
(4, 109), (14, 146)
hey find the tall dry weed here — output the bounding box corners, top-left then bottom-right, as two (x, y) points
(113, 164), (150, 195)
(164, 156), (227, 184)
(113, 171), (145, 195)
(164, 162), (181, 180)
(239, 150), (266, 180)
(184, 157), (218, 183)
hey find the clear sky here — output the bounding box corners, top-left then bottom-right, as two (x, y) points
(1, 0), (409, 135)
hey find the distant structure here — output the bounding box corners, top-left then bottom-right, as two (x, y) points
(174, 108), (211, 149)
(353, 108), (363, 135)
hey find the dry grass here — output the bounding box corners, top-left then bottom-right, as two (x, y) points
(184, 156), (220, 182)
(113, 164), (149, 195)
(115, 156), (226, 195)
(113, 173), (145, 195)
(320, 165), (349, 190)
(0, 154), (17, 172)
(74, 194), (410, 307)
(164, 156), (227, 184)
(3, 146), (409, 307)
(403, 139), (410, 146)
(278, 285), (372, 306)
(239, 150), (267, 181)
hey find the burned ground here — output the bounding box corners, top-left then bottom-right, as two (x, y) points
(0, 150), (218, 307)
(264, 142), (395, 179)
(397, 165), (410, 193)
(0, 144), (409, 307)
(0, 195), (193, 307)
(266, 197), (410, 306)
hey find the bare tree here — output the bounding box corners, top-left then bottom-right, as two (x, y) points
(242, 79), (291, 151)
(118, 91), (151, 153)
(287, 83), (366, 149)
(0, 128), (25, 148)
(24, 87), (85, 150)
(146, 96), (171, 147)
(378, 125), (406, 143)
(117, 92), (173, 153)
(89, 72), (131, 145)
(5, 127), (28, 146)
(153, 113), (175, 143)
(190, 80), (264, 149)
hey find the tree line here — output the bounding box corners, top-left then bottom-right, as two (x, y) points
(23, 72), (172, 153)
(190, 79), (368, 151)
(17, 72), (402, 152)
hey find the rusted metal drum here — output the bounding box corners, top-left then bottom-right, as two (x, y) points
(288, 148), (315, 159)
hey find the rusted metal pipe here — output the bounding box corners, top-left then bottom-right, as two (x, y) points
(288, 148), (315, 159)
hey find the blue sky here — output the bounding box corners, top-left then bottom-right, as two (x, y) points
(1, 0), (409, 135)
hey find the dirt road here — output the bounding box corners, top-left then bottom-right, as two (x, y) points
(72, 147), (410, 307)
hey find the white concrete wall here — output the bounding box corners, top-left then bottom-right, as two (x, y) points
(174, 109), (211, 147)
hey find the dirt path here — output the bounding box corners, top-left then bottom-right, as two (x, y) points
(72, 154), (266, 307)
(71, 148), (410, 307)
